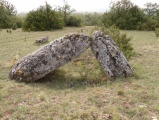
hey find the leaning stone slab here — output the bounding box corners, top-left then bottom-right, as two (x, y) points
(9, 33), (91, 82)
(91, 31), (133, 78)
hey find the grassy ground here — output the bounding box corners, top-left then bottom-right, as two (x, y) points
(0, 27), (159, 120)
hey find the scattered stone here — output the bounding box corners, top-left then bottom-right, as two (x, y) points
(91, 31), (133, 78)
(9, 33), (91, 82)
(35, 36), (49, 44)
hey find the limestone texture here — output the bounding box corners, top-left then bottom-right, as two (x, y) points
(9, 33), (91, 82)
(9, 31), (133, 82)
(91, 31), (133, 78)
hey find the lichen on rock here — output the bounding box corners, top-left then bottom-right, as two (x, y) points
(9, 33), (91, 82)
(9, 31), (133, 82)
(91, 31), (133, 78)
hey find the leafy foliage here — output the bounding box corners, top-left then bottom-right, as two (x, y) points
(66, 16), (81, 27)
(101, 0), (159, 31)
(23, 2), (64, 31)
(56, 0), (75, 26)
(12, 22), (17, 30)
(142, 3), (159, 31)
(0, 0), (17, 28)
(155, 28), (159, 37)
(102, 0), (146, 30)
(144, 2), (159, 17)
(139, 17), (159, 31)
(14, 16), (24, 28)
(0, 0), (17, 15)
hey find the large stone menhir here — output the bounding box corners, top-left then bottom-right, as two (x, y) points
(91, 31), (133, 78)
(9, 31), (133, 82)
(9, 34), (91, 82)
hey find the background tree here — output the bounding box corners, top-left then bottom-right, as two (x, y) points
(66, 16), (81, 27)
(0, 0), (17, 28)
(23, 2), (64, 31)
(57, 0), (75, 26)
(102, 0), (146, 30)
(144, 3), (159, 16)
(142, 2), (159, 30)
(75, 12), (102, 26)
(0, 0), (17, 15)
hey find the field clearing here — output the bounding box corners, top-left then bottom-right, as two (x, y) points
(0, 26), (159, 119)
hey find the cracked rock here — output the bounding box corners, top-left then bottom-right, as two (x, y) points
(91, 31), (133, 78)
(9, 31), (133, 82)
(9, 33), (91, 82)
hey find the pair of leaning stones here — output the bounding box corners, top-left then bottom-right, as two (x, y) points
(9, 31), (133, 82)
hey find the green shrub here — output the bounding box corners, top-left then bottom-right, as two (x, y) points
(142, 18), (159, 31)
(155, 28), (159, 37)
(101, 0), (146, 30)
(12, 23), (17, 30)
(0, 0), (17, 29)
(66, 16), (82, 27)
(23, 3), (64, 31)
(95, 26), (135, 60)
(14, 16), (24, 28)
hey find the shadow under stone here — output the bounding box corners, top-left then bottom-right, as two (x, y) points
(27, 69), (109, 90)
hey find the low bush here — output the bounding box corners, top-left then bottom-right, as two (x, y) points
(155, 28), (159, 37)
(66, 16), (82, 27)
(23, 3), (64, 31)
(12, 23), (17, 30)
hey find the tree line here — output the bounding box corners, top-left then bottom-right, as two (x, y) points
(0, 0), (159, 31)
(0, 0), (139, 60)
(0, 0), (82, 31)
(102, 0), (159, 31)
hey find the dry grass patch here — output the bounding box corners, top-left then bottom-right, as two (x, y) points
(0, 27), (159, 119)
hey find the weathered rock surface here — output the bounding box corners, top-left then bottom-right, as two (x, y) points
(91, 31), (133, 78)
(9, 33), (91, 82)
(9, 31), (133, 82)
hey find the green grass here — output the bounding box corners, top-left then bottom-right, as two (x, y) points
(0, 27), (159, 119)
